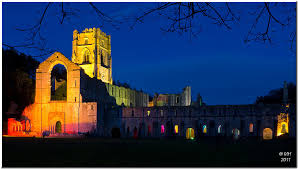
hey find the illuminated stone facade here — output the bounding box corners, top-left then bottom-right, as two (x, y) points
(104, 83), (149, 107)
(72, 28), (112, 84)
(6, 28), (150, 136)
(5, 28), (296, 140)
(72, 28), (149, 108)
(8, 52), (98, 136)
(152, 86), (191, 106)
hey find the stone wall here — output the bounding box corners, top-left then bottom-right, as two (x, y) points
(105, 83), (149, 107)
(25, 52), (99, 135)
(153, 86), (191, 107)
(121, 103), (296, 139)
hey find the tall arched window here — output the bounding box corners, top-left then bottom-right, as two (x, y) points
(218, 125), (222, 133)
(232, 128), (240, 139)
(186, 128), (195, 140)
(101, 51), (105, 66)
(83, 50), (90, 63)
(203, 125), (207, 133)
(249, 123), (254, 133)
(174, 125), (179, 134)
(161, 125), (165, 134)
(281, 124), (287, 134)
(51, 64), (67, 101)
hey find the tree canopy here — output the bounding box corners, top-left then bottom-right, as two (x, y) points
(255, 82), (296, 104)
(3, 49), (40, 119)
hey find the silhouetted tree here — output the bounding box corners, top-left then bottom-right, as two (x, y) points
(3, 49), (40, 119)
(131, 2), (296, 52)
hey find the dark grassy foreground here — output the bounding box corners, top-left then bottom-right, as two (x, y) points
(2, 136), (296, 167)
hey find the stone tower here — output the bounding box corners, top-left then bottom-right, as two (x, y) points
(72, 28), (113, 84)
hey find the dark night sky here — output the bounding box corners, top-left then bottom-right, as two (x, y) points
(3, 2), (296, 105)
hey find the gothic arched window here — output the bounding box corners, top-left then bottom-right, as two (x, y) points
(249, 123), (254, 133)
(83, 49), (90, 63)
(101, 51), (104, 66)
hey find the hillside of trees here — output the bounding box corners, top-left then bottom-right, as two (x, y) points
(3, 49), (40, 133)
(3, 49), (40, 118)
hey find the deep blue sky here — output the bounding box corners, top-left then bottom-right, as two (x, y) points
(3, 2), (296, 105)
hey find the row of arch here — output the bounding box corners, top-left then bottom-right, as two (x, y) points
(122, 125), (273, 140)
(188, 127), (273, 140)
(124, 124), (238, 137)
(11, 120), (31, 133)
(12, 124), (23, 132)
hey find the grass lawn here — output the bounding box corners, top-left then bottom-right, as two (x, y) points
(2, 136), (296, 167)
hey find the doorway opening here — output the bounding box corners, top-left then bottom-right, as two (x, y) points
(55, 121), (62, 133)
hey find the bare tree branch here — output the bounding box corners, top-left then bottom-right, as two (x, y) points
(205, 2), (232, 30)
(226, 2), (240, 22)
(131, 2), (237, 37)
(3, 2), (296, 57)
(89, 2), (122, 29)
(264, 2), (285, 26)
(16, 2), (52, 32)
(289, 31), (296, 53)
(244, 2), (297, 47)
(4, 2), (120, 58)
(130, 2), (179, 30)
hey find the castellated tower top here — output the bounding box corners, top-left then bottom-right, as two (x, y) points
(72, 27), (113, 84)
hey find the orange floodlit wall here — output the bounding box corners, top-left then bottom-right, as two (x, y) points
(7, 52), (98, 137)
(6, 105), (38, 137)
(7, 118), (24, 136)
